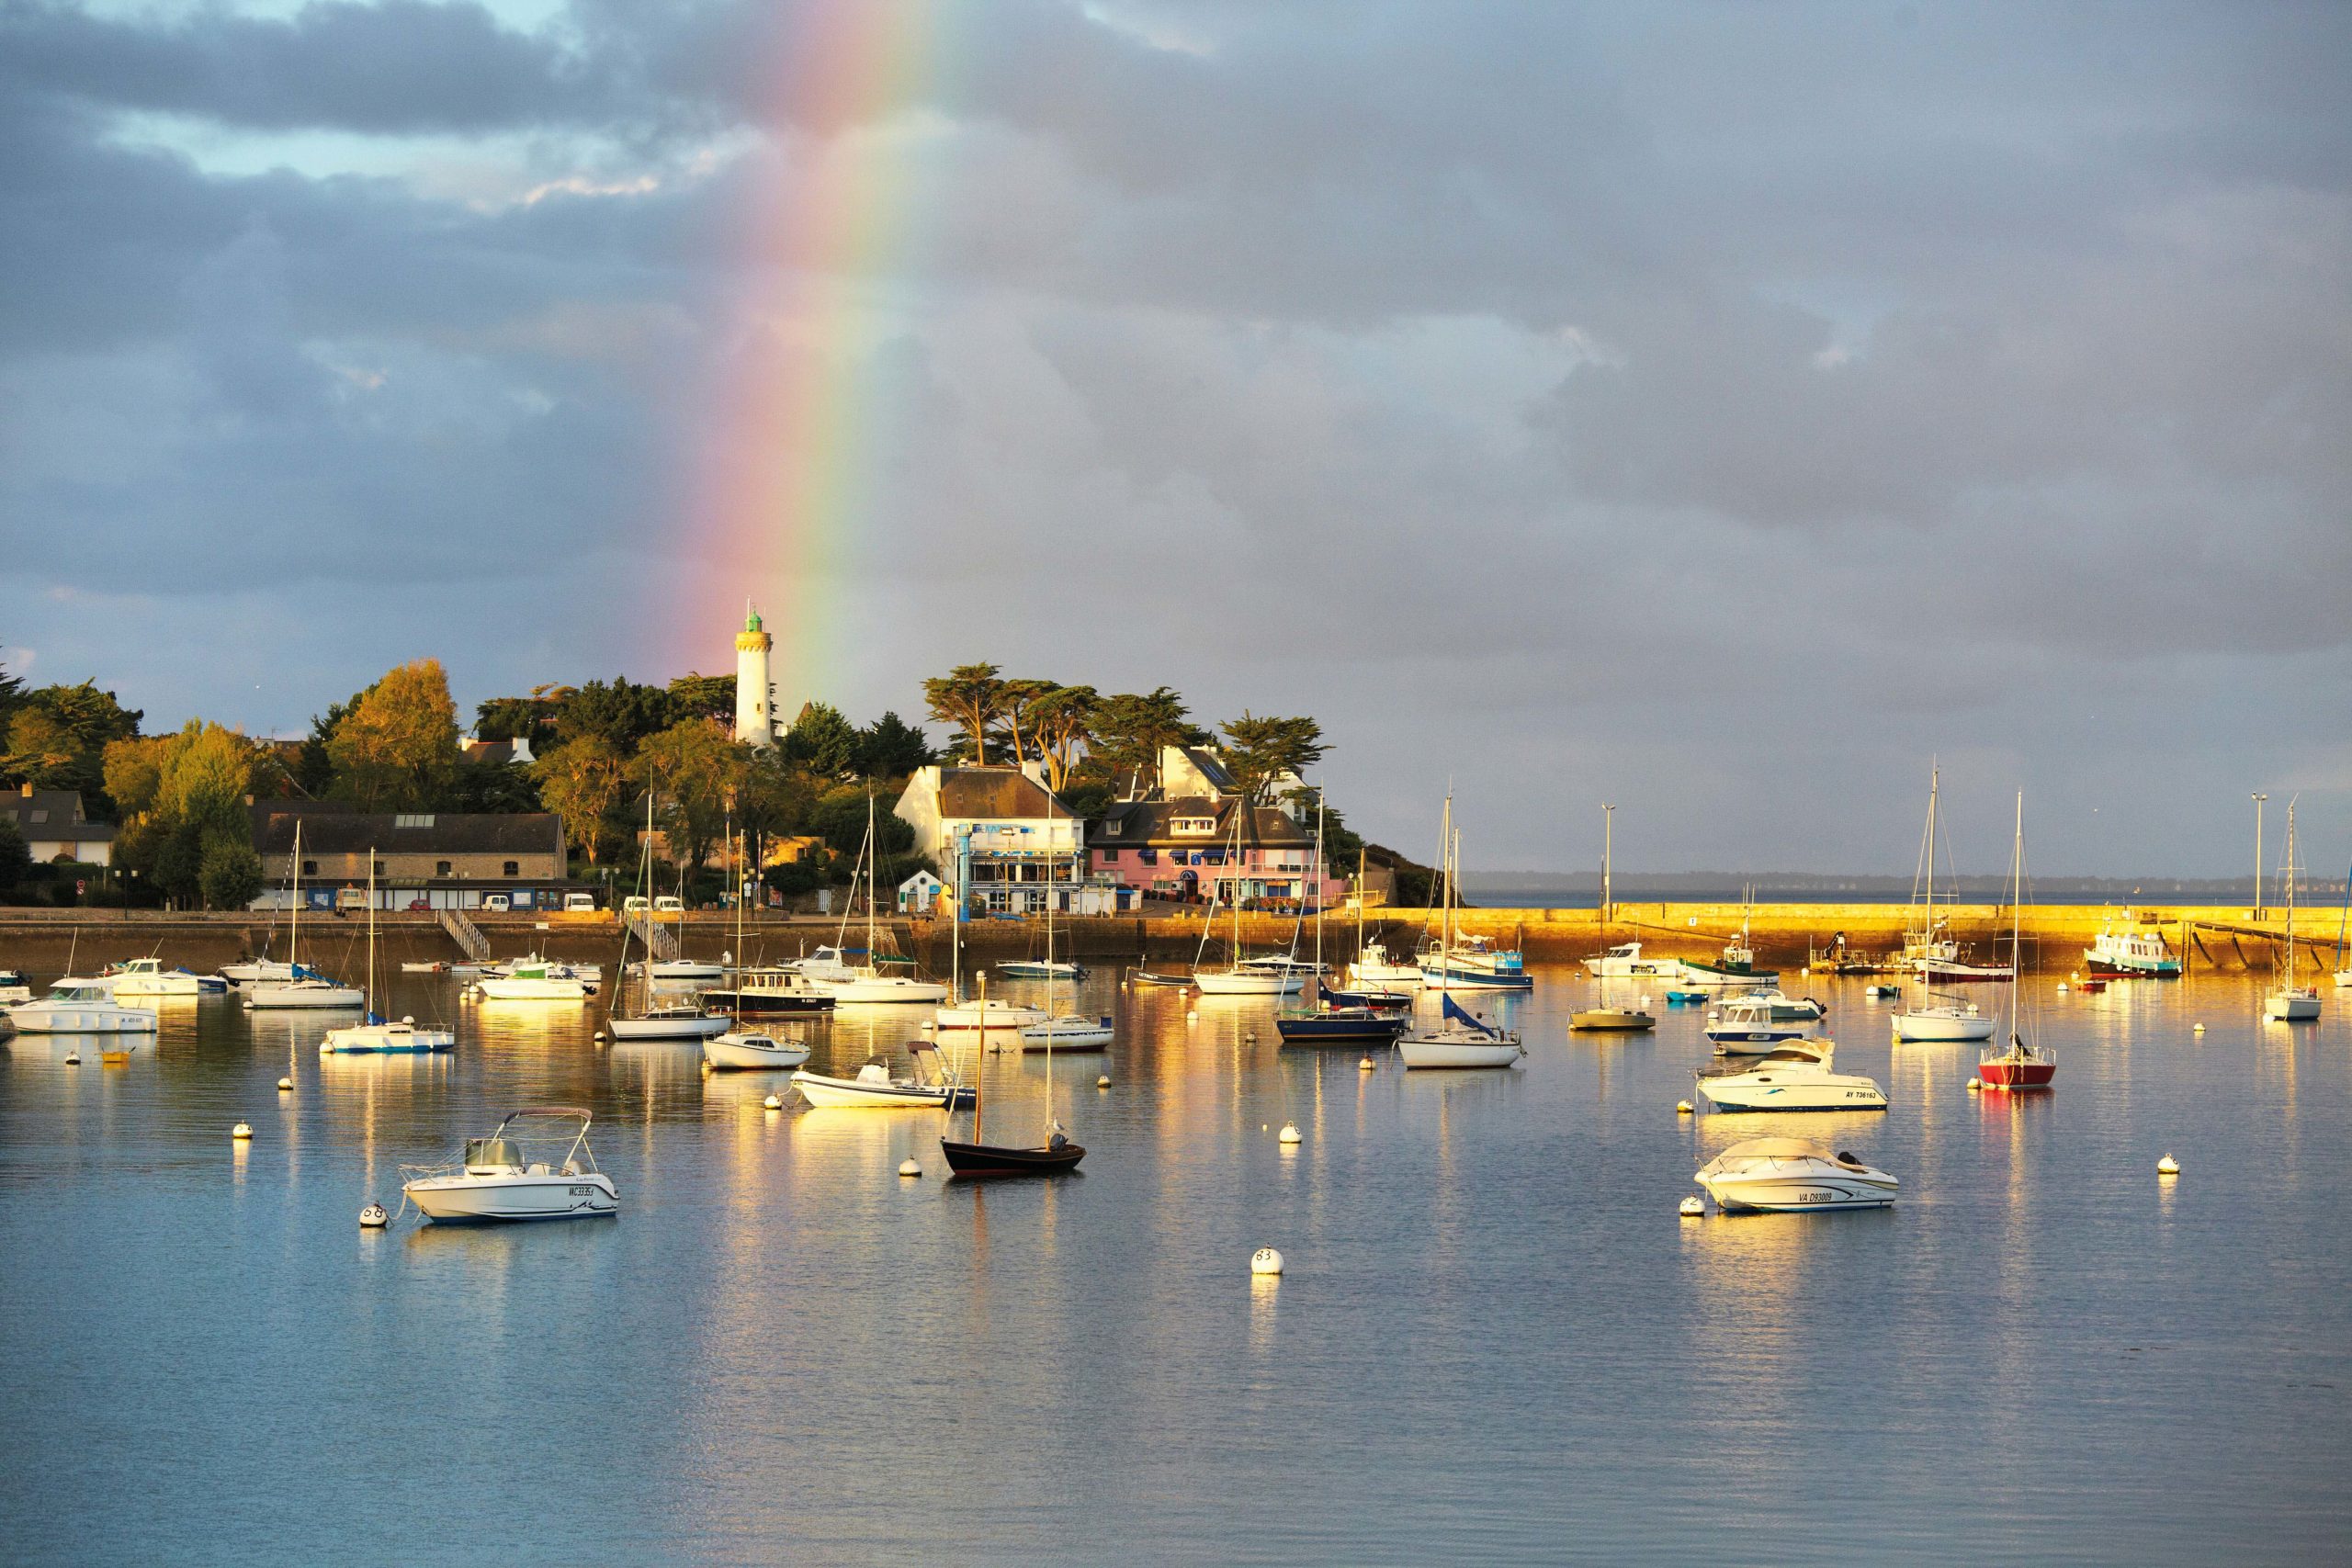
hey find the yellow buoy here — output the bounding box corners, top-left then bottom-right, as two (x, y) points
(1359, 1056), (1374, 1072)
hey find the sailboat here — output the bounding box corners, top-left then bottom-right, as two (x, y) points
(1894, 765), (1997, 1043)
(1191, 804), (1306, 996)
(1280, 795), (1409, 1043)
(1898, 764), (2014, 983)
(1396, 795), (1525, 1069)
(1978, 794), (2055, 1089)
(940, 973), (1086, 1176)
(1020, 786), (1114, 1050)
(802, 795), (950, 1005)
(2335, 853), (2352, 990)
(243, 822), (366, 1010)
(321, 853), (455, 1054)
(2265, 798), (2322, 1021)
(608, 798), (731, 1041)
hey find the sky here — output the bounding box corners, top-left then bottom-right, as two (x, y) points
(3, 1), (2348, 879)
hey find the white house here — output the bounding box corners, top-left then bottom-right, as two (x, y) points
(897, 868), (945, 914)
(894, 764), (1090, 915)
(5, 785), (115, 867)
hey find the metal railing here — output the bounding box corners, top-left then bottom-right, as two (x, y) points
(436, 908), (492, 961)
(626, 913), (679, 960)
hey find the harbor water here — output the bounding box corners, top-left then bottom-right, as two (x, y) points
(4, 964), (2348, 1563)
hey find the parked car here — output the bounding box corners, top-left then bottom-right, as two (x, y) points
(622, 895), (650, 916)
(653, 896), (685, 916)
(563, 892), (597, 912)
(481, 894), (511, 913)
(406, 897), (431, 912)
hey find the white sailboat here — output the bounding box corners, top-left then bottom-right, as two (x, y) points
(1191, 803), (1305, 996)
(1897, 763), (2014, 983)
(1397, 795), (1525, 1069)
(1894, 765), (1998, 1043)
(803, 796), (949, 1005)
(1021, 786), (1113, 1050)
(243, 822), (366, 1010)
(608, 799), (732, 1039)
(321, 856), (455, 1054)
(2266, 798), (2322, 1021)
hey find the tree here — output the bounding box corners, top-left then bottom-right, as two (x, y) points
(154, 819), (206, 908)
(474, 687), (565, 749)
(995, 678), (1055, 766)
(855, 711), (933, 779)
(553, 677), (674, 751)
(783, 702), (860, 779)
(102, 735), (173, 821)
(293, 696), (356, 797)
(199, 831), (264, 910)
(0, 818), (29, 894)
(1219, 714), (1328, 809)
(534, 736), (631, 864)
(922, 663), (1005, 764)
(3, 681), (141, 806)
(737, 748), (819, 844)
(1091, 688), (1210, 794)
(665, 673), (737, 726)
(328, 659), (459, 810)
(633, 718), (749, 874)
(1018, 685), (1097, 791)
(158, 721), (259, 834)
(450, 755), (542, 813)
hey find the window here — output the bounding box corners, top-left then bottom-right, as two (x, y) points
(372, 860), (387, 877)
(29, 809), (48, 824)
(300, 859), (318, 875)
(435, 861), (452, 876)
(1102, 818), (1122, 837)
(394, 814), (435, 829)
(1098, 850), (1119, 863)
(1172, 817), (1215, 836)
(502, 861), (519, 877)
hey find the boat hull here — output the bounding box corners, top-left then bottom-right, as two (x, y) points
(1892, 1010), (1996, 1043)
(2085, 954), (2180, 977)
(1676, 963), (1781, 988)
(1418, 966), (1532, 991)
(2266, 993), (2322, 1021)
(1699, 1077), (1889, 1112)
(1570, 1010), (1655, 1032)
(1706, 1027), (1810, 1052)
(405, 1173), (617, 1223)
(1396, 1036), (1524, 1069)
(697, 989), (835, 1015)
(243, 984), (366, 1010)
(473, 978), (588, 1001)
(1193, 972), (1303, 996)
(1275, 1010), (1409, 1044)
(1018, 1018), (1114, 1050)
(1977, 1057), (2056, 1089)
(940, 1138), (1085, 1177)
(1913, 960), (2014, 982)
(6, 1002), (159, 1033)
(1701, 1171), (1898, 1212)
(816, 978), (952, 1004)
(702, 1033), (811, 1069)
(322, 1024), (455, 1054)
(998, 961), (1084, 981)
(606, 1013), (731, 1040)
(792, 1070), (968, 1109)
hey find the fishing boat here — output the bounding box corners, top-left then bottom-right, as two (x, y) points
(1704, 995), (1813, 1054)
(804, 798), (951, 1004)
(699, 966), (835, 1015)
(940, 977), (1085, 1177)
(1419, 931), (1532, 990)
(99, 958), (227, 998)
(1396, 797), (1525, 1069)
(1569, 1007), (1655, 1032)
(792, 1042), (973, 1109)
(1977, 794), (2056, 1089)
(2265, 799), (2322, 1021)
(1675, 902), (1780, 988)
(401, 1108), (616, 1223)
(2083, 914), (2181, 977)
(1695, 1040), (1888, 1113)
(1583, 942), (1682, 979)
(1345, 940), (1426, 991)
(1693, 1138), (1899, 1213)
(322, 862), (456, 1053)
(6, 980), (158, 1034)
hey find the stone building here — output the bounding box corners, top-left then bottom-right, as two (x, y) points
(248, 802), (572, 910)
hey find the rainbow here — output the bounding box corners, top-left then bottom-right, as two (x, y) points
(682, 0), (952, 694)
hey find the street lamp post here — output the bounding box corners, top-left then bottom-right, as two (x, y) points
(1601, 804), (1615, 926)
(2253, 793), (2267, 920)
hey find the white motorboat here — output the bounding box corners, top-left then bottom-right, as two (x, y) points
(934, 997), (1047, 1032)
(1891, 991), (1996, 1043)
(0, 969), (29, 1006)
(642, 958), (727, 982)
(607, 1004), (732, 1040)
(1020, 1014), (1114, 1050)
(100, 958), (226, 998)
(1731, 988), (1825, 1021)
(1583, 942), (1683, 979)
(7, 981), (159, 1034)
(1419, 933), (1532, 990)
(792, 1042), (972, 1109)
(1344, 939), (1425, 989)
(2084, 915), (2182, 977)
(703, 1029), (812, 1069)
(1704, 996), (1814, 1055)
(1695, 1040), (1889, 1113)
(1694, 1138), (1900, 1213)
(475, 957), (590, 1001)
(322, 1017), (456, 1054)
(401, 1108), (616, 1223)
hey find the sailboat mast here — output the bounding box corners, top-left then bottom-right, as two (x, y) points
(1313, 790), (1326, 1004)
(2007, 793), (2023, 1040)
(1440, 793), (1453, 1000)
(366, 845), (377, 1017)
(289, 820), (301, 971)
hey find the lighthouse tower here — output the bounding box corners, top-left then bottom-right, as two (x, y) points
(734, 604), (776, 748)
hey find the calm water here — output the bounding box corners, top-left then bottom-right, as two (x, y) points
(4, 962), (2348, 1564)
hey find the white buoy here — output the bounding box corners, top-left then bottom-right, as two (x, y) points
(1639, 994), (1652, 1009)
(1278, 1122), (1302, 1145)
(1359, 1055), (1374, 1072)
(277, 1077), (293, 1092)
(359, 1201), (389, 1229)
(1245, 1030), (1258, 1043)
(763, 1092), (782, 1110)
(899, 1159), (921, 1178)
(1250, 1247), (1283, 1277)
(594, 1030), (607, 1043)
(2157, 1154), (2180, 1176)
(1096, 1074), (1111, 1089)
(1676, 1100), (1694, 1115)
(2056, 983), (2069, 993)
(64, 1052), (80, 1066)
(1679, 1195), (1704, 1218)
(2193, 1022), (2206, 1033)
(232, 1122), (253, 1140)
(1186, 1010), (1198, 1024)
(1967, 1077), (1983, 1090)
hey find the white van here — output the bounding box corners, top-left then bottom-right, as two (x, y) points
(481, 894), (511, 913)
(653, 896), (685, 916)
(563, 892), (597, 912)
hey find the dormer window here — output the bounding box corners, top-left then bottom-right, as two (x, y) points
(1102, 818), (1122, 837)
(1172, 817), (1216, 836)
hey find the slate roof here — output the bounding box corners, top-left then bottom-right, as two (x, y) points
(1091, 796), (1312, 850)
(3, 787), (115, 843)
(934, 767), (1073, 820)
(248, 804), (562, 858)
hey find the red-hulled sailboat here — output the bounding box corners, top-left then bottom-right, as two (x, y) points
(1978, 792), (2056, 1091)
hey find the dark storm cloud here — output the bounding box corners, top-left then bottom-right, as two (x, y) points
(2, 0), (2347, 872)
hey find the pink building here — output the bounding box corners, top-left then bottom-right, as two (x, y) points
(1089, 795), (1343, 907)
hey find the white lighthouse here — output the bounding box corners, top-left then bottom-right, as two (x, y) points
(734, 604), (776, 747)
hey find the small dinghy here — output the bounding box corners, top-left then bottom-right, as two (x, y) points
(402, 1108), (616, 1223)
(1664, 989), (1709, 1006)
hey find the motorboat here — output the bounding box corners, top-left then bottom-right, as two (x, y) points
(241, 966), (367, 1010)
(703, 1029), (812, 1070)
(1419, 933), (1532, 990)
(1694, 1040), (1888, 1113)
(322, 1016), (456, 1054)
(1397, 992), (1525, 1070)
(699, 967), (836, 1015)
(7, 981), (159, 1034)
(0, 969), (29, 1006)
(1891, 994), (1996, 1043)
(933, 997), (1047, 1033)
(2084, 916), (2181, 977)
(1018, 1014), (1114, 1051)
(807, 964), (950, 1005)
(1727, 988), (1824, 1021)
(474, 957), (590, 1001)
(793, 1043), (974, 1109)
(1583, 942), (1682, 979)
(998, 959), (1085, 982)
(1569, 1008), (1655, 1032)
(607, 1004), (732, 1041)
(1694, 1138), (1899, 1213)
(100, 959), (227, 998)
(401, 1108), (616, 1223)
(1705, 995), (1813, 1054)
(1344, 940), (1425, 990)
(641, 958), (727, 982)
